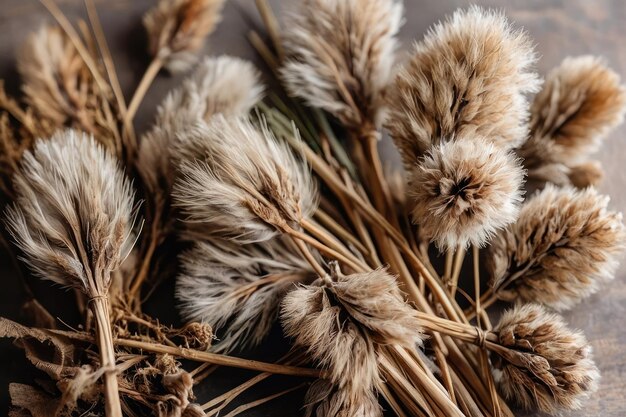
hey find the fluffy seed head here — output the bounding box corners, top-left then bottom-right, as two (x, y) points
(143, 0), (226, 73)
(173, 116), (317, 244)
(523, 56), (626, 168)
(176, 237), (315, 353)
(5, 130), (135, 296)
(487, 184), (625, 310)
(303, 380), (382, 417)
(281, 0), (403, 130)
(386, 6), (540, 167)
(137, 56), (263, 194)
(281, 265), (422, 395)
(17, 26), (117, 151)
(492, 304), (600, 414)
(409, 138), (525, 250)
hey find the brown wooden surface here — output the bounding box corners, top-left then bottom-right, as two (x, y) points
(1, 0), (625, 415)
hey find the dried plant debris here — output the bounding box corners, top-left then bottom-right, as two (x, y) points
(281, 0), (403, 132)
(144, 0), (226, 73)
(492, 304), (600, 414)
(387, 6), (540, 167)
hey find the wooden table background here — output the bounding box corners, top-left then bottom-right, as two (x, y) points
(1, 0), (625, 415)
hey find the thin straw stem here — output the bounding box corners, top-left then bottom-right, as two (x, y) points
(91, 297), (123, 417)
(124, 56), (163, 128)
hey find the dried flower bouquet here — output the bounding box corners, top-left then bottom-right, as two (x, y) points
(1, 1), (625, 417)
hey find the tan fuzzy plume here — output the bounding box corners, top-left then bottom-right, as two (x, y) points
(5, 130), (136, 290)
(303, 379), (381, 417)
(522, 56), (626, 169)
(386, 6), (540, 167)
(409, 138), (525, 250)
(486, 184), (626, 311)
(144, 0), (226, 73)
(281, 264), (422, 400)
(176, 237), (316, 353)
(173, 116), (317, 244)
(492, 304), (600, 415)
(281, 0), (403, 131)
(5, 129), (136, 417)
(17, 26), (118, 153)
(137, 55), (264, 194)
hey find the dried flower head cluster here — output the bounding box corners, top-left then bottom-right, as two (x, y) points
(281, 265), (422, 415)
(487, 185), (625, 310)
(2, 2), (624, 416)
(521, 56), (626, 188)
(144, 0), (226, 73)
(281, 0), (403, 132)
(492, 304), (600, 414)
(177, 237), (316, 353)
(409, 138), (525, 249)
(387, 6), (540, 165)
(173, 116), (317, 244)
(6, 130), (135, 293)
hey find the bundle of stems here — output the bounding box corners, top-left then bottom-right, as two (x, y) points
(0, 1), (625, 417)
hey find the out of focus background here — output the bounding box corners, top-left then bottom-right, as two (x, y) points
(1, 1), (625, 415)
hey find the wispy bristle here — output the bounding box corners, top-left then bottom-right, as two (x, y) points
(386, 6), (540, 167)
(487, 184), (626, 310)
(172, 116), (317, 244)
(409, 138), (525, 250)
(176, 237), (316, 353)
(5, 130), (135, 295)
(281, 0), (403, 131)
(493, 304), (600, 414)
(143, 0), (226, 73)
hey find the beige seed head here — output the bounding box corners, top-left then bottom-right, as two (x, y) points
(487, 184), (626, 311)
(493, 304), (600, 414)
(5, 130), (136, 296)
(386, 6), (540, 167)
(281, 0), (403, 131)
(143, 0), (226, 73)
(281, 265), (422, 396)
(172, 116), (317, 244)
(409, 138), (525, 250)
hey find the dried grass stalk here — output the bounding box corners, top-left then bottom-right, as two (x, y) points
(5, 130), (137, 417)
(409, 138), (525, 250)
(144, 0), (226, 73)
(281, 0), (403, 131)
(386, 6), (540, 167)
(486, 184), (625, 310)
(173, 116), (317, 244)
